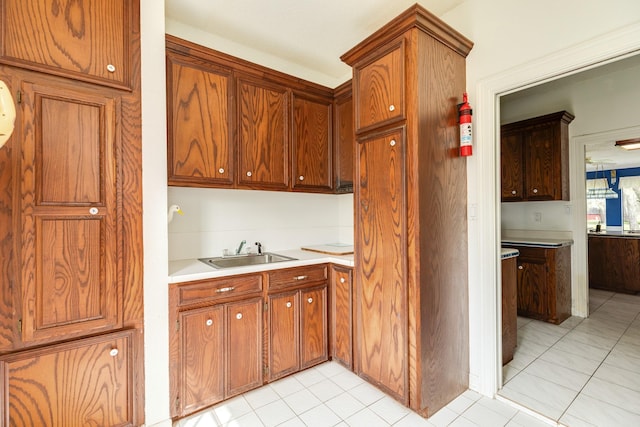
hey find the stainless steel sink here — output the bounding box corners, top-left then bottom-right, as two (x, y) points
(199, 252), (297, 269)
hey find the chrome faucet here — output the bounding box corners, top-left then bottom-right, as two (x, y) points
(255, 241), (263, 255)
(235, 239), (246, 255)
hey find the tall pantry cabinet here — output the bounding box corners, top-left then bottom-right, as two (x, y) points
(0, 1), (143, 425)
(341, 5), (473, 416)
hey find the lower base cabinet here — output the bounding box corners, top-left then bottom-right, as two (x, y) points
(1, 330), (135, 427)
(330, 265), (353, 369)
(588, 235), (640, 293)
(501, 256), (517, 365)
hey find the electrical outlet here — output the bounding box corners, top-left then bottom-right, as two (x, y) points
(534, 212), (542, 223)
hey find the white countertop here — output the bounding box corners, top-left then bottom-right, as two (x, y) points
(501, 237), (573, 248)
(169, 249), (355, 284)
(501, 248), (519, 259)
(588, 230), (640, 239)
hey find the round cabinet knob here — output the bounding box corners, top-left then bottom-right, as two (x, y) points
(218, 168), (225, 174)
(286, 302), (292, 308)
(106, 64), (116, 73)
(511, 190), (517, 195)
(206, 319), (213, 326)
(518, 265), (523, 270)
(109, 348), (119, 357)
(390, 139), (396, 147)
(340, 278), (345, 283)
(532, 188), (538, 194)
(389, 105), (395, 112)
(236, 313), (243, 320)
(299, 175), (304, 181)
(89, 207), (99, 215)
(246, 171), (252, 177)
(307, 297), (313, 304)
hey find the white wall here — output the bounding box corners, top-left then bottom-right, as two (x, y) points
(168, 188), (353, 261)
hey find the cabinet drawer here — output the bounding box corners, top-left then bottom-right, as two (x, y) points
(177, 274), (263, 307)
(268, 265), (328, 290)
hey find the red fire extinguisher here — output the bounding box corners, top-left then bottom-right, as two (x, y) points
(459, 92), (473, 157)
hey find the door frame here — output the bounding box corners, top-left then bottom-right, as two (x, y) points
(472, 22), (640, 396)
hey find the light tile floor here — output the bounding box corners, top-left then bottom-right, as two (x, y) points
(175, 289), (639, 427)
(500, 289), (640, 427)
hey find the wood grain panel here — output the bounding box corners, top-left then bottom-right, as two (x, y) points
(516, 255), (548, 319)
(300, 286), (328, 368)
(501, 257), (517, 365)
(267, 291), (299, 380)
(0, 0), (133, 89)
(3, 330), (134, 427)
(500, 130), (524, 201)
(589, 236), (640, 293)
(525, 124), (556, 199)
(180, 306), (224, 413)
(226, 298), (263, 396)
(333, 85), (354, 193)
(292, 94), (332, 191)
(237, 78), (288, 189)
(356, 128), (407, 401)
(354, 43), (404, 133)
(330, 265), (353, 368)
(167, 55), (233, 185)
(20, 80), (120, 345)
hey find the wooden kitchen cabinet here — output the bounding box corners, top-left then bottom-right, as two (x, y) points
(501, 111), (574, 202)
(353, 42), (404, 133)
(18, 78), (120, 346)
(342, 5), (472, 415)
(0, 0), (137, 90)
(1, 330), (135, 427)
(292, 93), (333, 191)
(170, 274), (263, 418)
(330, 265), (353, 369)
(501, 256), (518, 365)
(166, 51), (234, 187)
(267, 265), (328, 381)
(588, 235), (640, 293)
(507, 245), (571, 324)
(237, 77), (289, 190)
(333, 81), (354, 193)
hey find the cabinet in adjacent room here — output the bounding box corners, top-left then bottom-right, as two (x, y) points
(508, 245), (572, 324)
(330, 265), (353, 369)
(341, 4), (472, 416)
(501, 111), (574, 201)
(588, 235), (640, 293)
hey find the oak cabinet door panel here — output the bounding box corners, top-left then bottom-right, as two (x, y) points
(300, 286), (328, 369)
(331, 266), (353, 369)
(268, 291), (299, 380)
(226, 298), (263, 396)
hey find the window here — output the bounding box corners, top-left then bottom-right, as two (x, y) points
(586, 178), (608, 230)
(619, 176), (640, 231)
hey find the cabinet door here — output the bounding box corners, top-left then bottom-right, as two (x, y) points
(226, 298), (263, 396)
(525, 123), (557, 200)
(167, 54), (233, 186)
(355, 128), (407, 401)
(0, 0), (135, 90)
(334, 90), (354, 193)
(331, 266), (353, 368)
(354, 42), (404, 132)
(292, 94), (332, 191)
(19, 80), (119, 345)
(237, 78), (289, 189)
(2, 330), (133, 427)
(588, 237), (607, 289)
(500, 130), (524, 201)
(517, 256), (549, 318)
(179, 306), (224, 415)
(300, 286), (328, 369)
(268, 291), (299, 380)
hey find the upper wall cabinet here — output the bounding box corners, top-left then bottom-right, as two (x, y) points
(237, 77), (290, 189)
(166, 52), (234, 187)
(292, 93), (333, 192)
(0, 0), (137, 90)
(333, 81), (354, 193)
(501, 111), (574, 202)
(354, 42), (404, 134)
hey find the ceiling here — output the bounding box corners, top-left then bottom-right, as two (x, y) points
(164, 0), (465, 86)
(501, 54), (640, 172)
